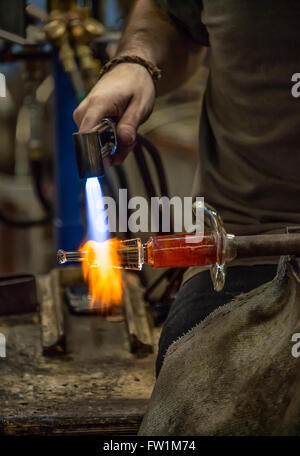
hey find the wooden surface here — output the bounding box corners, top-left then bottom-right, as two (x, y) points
(38, 269), (65, 355)
(0, 271), (159, 436)
(123, 274), (153, 355)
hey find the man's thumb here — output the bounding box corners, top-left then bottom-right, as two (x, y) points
(117, 122), (136, 147)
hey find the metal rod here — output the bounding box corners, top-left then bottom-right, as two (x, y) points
(234, 233), (300, 259)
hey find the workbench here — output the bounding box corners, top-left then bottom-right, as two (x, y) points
(0, 270), (158, 436)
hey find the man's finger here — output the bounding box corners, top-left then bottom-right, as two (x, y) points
(79, 104), (110, 132)
(116, 100), (142, 150)
(73, 96), (89, 128)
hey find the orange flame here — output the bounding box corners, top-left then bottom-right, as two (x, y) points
(79, 238), (123, 314)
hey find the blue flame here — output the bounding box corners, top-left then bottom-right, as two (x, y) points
(85, 177), (109, 243)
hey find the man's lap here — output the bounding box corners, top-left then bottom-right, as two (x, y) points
(156, 264), (278, 376)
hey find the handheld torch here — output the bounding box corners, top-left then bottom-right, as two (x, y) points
(73, 117), (117, 179)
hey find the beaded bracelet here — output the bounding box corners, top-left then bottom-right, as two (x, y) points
(99, 55), (162, 85)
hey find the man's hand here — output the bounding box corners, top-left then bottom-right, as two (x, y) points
(73, 0), (203, 165)
(73, 63), (156, 165)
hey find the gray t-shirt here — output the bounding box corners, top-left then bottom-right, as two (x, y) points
(158, 0), (300, 236)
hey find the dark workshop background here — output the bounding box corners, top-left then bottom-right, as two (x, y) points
(0, 0), (207, 281)
(0, 0), (210, 437)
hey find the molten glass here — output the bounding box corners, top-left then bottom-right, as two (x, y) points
(58, 233), (220, 270)
(145, 233), (217, 268)
(57, 232), (235, 300)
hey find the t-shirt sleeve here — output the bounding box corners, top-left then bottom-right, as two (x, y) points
(156, 0), (209, 46)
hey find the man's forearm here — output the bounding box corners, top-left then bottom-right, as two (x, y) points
(73, 0), (204, 156)
(116, 0), (204, 94)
